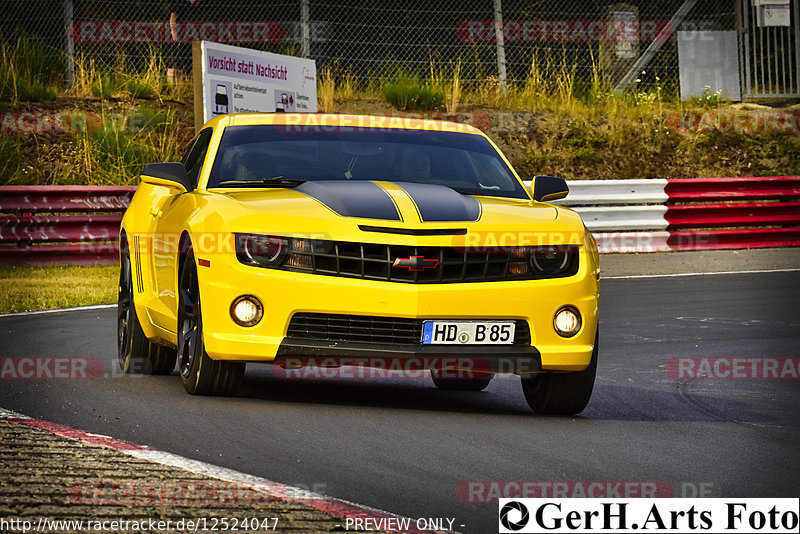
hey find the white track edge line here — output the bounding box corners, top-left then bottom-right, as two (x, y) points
(0, 303), (116, 318)
(603, 268), (800, 279)
(125, 449), (322, 500)
(0, 407), (31, 419)
(125, 449), (426, 523)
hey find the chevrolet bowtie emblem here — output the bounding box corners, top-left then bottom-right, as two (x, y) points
(392, 256), (439, 271)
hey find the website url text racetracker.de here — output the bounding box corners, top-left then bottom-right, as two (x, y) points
(498, 499), (799, 534)
(208, 55), (287, 80)
(0, 517), (279, 533)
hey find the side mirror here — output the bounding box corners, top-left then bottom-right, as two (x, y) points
(141, 163), (191, 193)
(530, 175), (568, 202)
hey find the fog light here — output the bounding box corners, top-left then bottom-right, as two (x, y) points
(553, 306), (581, 337)
(230, 295), (263, 327)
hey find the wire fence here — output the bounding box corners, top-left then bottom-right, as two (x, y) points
(0, 0), (745, 90)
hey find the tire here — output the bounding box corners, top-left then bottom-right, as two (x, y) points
(431, 370), (494, 391)
(117, 236), (177, 375)
(178, 249), (244, 395)
(521, 330), (598, 415)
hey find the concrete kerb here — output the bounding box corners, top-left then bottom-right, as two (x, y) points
(0, 408), (450, 534)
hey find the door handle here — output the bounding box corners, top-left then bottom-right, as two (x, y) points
(150, 207), (163, 217)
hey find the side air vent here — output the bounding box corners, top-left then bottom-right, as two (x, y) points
(133, 235), (144, 293)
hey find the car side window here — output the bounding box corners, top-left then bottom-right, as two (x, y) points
(182, 128), (213, 189)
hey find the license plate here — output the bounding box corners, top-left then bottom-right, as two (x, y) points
(421, 321), (516, 345)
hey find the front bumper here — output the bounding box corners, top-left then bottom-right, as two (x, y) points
(275, 338), (542, 374)
(196, 243), (599, 373)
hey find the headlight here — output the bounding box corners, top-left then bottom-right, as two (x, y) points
(508, 245), (578, 277)
(530, 246), (572, 275)
(506, 245), (576, 277)
(235, 234), (315, 270)
(236, 234), (288, 267)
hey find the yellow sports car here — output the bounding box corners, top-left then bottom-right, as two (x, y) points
(118, 113), (599, 414)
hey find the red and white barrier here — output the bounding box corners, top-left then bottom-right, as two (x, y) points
(0, 186), (134, 265)
(1, 178), (799, 264)
(550, 177), (800, 253)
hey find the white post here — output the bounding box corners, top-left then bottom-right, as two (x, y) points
(64, 0), (75, 86)
(493, 0), (507, 88)
(300, 0), (311, 58)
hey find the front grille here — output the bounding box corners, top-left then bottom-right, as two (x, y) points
(287, 313), (532, 346)
(279, 240), (578, 283)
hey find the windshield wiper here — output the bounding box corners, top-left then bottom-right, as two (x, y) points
(214, 176), (306, 188)
(448, 186), (482, 195)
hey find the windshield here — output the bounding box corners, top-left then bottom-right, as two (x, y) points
(206, 125), (529, 199)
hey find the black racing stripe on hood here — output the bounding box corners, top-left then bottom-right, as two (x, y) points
(359, 225), (467, 236)
(393, 181), (481, 222)
(295, 181), (401, 221)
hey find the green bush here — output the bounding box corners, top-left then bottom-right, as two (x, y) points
(0, 137), (23, 185)
(383, 72), (444, 111)
(125, 79), (155, 99)
(92, 73), (119, 99)
(0, 35), (62, 102)
(686, 86), (728, 109)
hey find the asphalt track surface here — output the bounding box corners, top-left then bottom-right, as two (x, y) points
(1, 271), (799, 533)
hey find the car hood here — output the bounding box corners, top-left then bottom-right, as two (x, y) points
(204, 180), (583, 244)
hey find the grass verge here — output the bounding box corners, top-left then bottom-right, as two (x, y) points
(0, 265), (117, 313)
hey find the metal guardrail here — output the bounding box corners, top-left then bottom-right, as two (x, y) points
(549, 176), (800, 252)
(0, 186), (134, 265)
(555, 179), (670, 206)
(1, 178), (799, 264)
